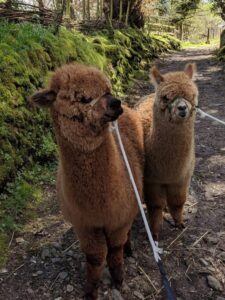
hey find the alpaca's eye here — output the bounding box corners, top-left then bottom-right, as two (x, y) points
(163, 96), (169, 102)
(81, 96), (92, 104)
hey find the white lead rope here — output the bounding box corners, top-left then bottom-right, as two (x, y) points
(197, 108), (225, 126)
(111, 120), (162, 263)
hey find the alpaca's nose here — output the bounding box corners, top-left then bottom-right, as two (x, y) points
(177, 104), (187, 111)
(177, 102), (187, 117)
(108, 98), (121, 109)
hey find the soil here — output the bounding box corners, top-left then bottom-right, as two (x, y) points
(0, 47), (225, 300)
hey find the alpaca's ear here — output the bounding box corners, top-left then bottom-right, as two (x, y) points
(30, 89), (56, 107)
(150, 66), (164, 86)
(184, 63), (196, 79)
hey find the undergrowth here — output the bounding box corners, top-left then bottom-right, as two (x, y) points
(0, 21), (180, 263)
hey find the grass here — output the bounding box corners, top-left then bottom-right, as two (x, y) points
(0, 162), (57, 267)
(181, 38), (219, 49)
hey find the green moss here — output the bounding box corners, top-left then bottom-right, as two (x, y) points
(0, 233), (8, 267)
(0, 163), (56, 233)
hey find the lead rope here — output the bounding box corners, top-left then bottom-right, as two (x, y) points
(111, 120), (177, 300)
(197, 107), (225, 126)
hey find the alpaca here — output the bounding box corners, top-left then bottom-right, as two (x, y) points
(31, 63), (144, 299)
(138, 63), (198, 241)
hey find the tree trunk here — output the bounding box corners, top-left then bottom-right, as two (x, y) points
(104, 0), (144, 28)
(125, 0), (130, 26)
(82, 0), (86, 20)
(110, 0), (113, 21)
(5, 0), (12, 9)
(37, 0), (44, 10)
(87, 0), (90, 20)
(206, 28), (210, 44)
(119, 0), (123, 21)
(66, 0), (70, 17)
(180, 23), (183, 40)
(100, 0), (103, 18)
(97, 0), (100, 18)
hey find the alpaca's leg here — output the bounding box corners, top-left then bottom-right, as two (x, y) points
(166, 182), (189, 228)
(124, 230), (132, 257)
(106, 228), (129, 288)
(78, 228), (107, 300)
(145, 183), (166, 241)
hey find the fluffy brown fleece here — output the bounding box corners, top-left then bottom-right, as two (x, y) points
(138, 63), (198, 241)
(31, 63), (144, 300)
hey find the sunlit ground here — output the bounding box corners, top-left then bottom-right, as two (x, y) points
(181, 37), (220, 49)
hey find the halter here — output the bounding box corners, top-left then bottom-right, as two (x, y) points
(59, 93), (111, 123)
(164, 96), (197, 115)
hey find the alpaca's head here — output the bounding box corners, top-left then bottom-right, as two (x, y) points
(150, 63), (198, 123)
(31, 64), (123, 145)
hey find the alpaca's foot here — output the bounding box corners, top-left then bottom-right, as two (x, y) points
(85, 282), (98, 300)
(174, 220), (185, 229)
(110, 265), (124, 289)
(124, 239), (132, 257)
(153, 232), (159, 242)
(85, 293), (97, 300)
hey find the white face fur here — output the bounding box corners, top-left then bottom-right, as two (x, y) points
(151, 64), (198, 123)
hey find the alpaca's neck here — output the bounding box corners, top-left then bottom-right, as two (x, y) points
(57, 131), (120, 206)
(58, 131), (116, 169)
(146, 108), (195, 183)
(152, 114), (195, 145)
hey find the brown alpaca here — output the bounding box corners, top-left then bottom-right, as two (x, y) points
(138, 63), (198, 241)
(31, 63), (144, 299)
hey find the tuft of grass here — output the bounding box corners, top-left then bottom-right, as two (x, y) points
(0, 233), (8, 267)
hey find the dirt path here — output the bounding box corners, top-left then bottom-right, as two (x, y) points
(0, 47), (225, 300)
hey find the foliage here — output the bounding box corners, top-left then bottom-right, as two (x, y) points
(181, 2), (222, 42)
(216, 44), (225, 60)
(211, 0), (225, 21)
(0, 162), (56, 236)
(153, 0), (200, 24)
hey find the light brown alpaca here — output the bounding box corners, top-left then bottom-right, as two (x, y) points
(138, 63), (198, 241)
(31, 63), (144, 300)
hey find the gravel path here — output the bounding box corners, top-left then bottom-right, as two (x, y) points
(0, 47), (225, 300)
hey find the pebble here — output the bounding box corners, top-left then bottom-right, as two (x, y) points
(207, 266), (215, 272)
(122, 282), (130, 293)
(133, 291), (144, 300)
(16, 237), (26, 244)
(51, 258), (61, 263)
(127, 257), (136, 264)
(0, 268), (8, 274)
(219, 252), (225, 262)
(112, 289), (124, 300)
(102, 269), (111, 286)
(54, 297), (62, 300)
(207, 275), (223, 291)
(27, 288), (34, 294)
(66, 250), (74, 256)
(41, 248), (51, 260)
(59, 271), (68, 280)
(66, 284), (74, 292)
(204, 236), (218, 245)
(30, 256), (37, 264)
(51, 248), (58, 256)
(52, 242), (61, 249)
(216, 297), (225, 300)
